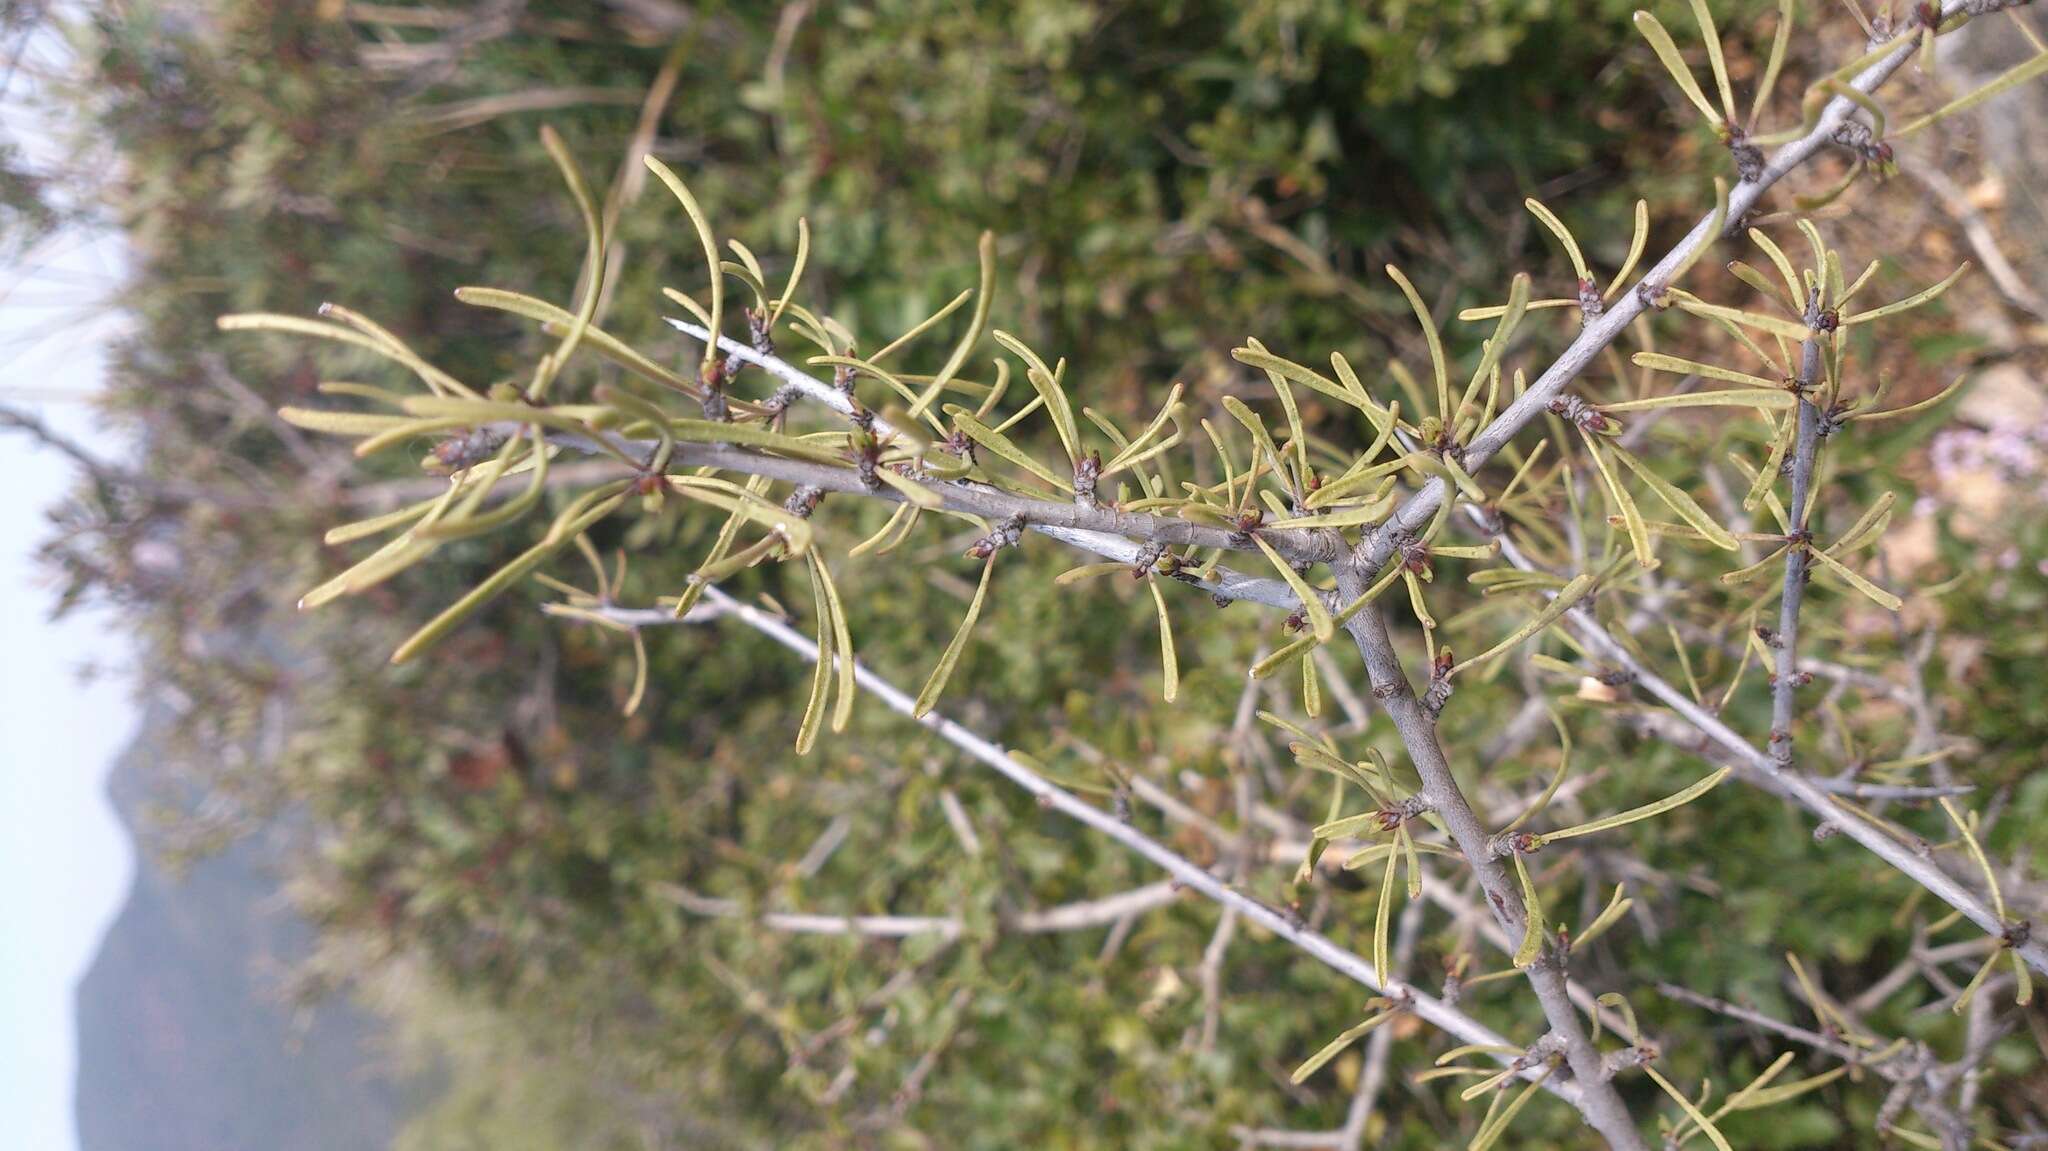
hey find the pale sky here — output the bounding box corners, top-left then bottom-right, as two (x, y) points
(0, 24), (142, 1151)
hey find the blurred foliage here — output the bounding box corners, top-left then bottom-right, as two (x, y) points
(19, 0), (2048, 1147)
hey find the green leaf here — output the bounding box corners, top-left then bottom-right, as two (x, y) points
(992, 330), (1081, 466)
(1525, 200), (1589, 282)
(1290, 1008), (1398, 1084)
(1511, 853), (1545, 969)
(278, 407), (424, 436)
(814, 555), (856, 732)
(1374, 843), (1398, 983)
(1534, 767), (1733, 846)
(1233, 347), (1394, 430)
(1842, 263), (1970, 326)
(1573, 884), (1635, 951)
(1222, 395), (1289, 492)
(909, 231), (997, 416)
(1939, 797), (2007, 923)
(914, 556), (995, 718)
(1254, 536), (1333, 642)
(796, 556), (834, 755)
(1630, 351), (1785, 392)
(1634, 10), (1722, 125)
(1449, 573), (1597, 679)
(769, 216), (809, 327)
(529, 125), (603, 401)
(1807, 547), (1903, 612)
(946, 409), (1075, 493)
(1470, 1070), (1551, 1151)
(643, 156), (724, 380)
(1582, 431), (1655, 567)
(1898, 50), (2048, 137)
(392, 483), (632, 664)
(1669, 295), (1811, 341)
(1149, 579), (1179, 704)
(461, 287), (697, 394)
(1606, 441), (1739, 549)
(1386, 264), (1449, 423)
(1685, 0), (1737, 124)
(1849, 372), (1966, 423)
(1646, 1066), (1734, 1151)
(1750, 0), (1795, 129)
(1462, 274), (1529, 413)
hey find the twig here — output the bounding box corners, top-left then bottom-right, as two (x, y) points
(661, 586), (1589, 1105)
(1481, 530), (2048, 973)
(655, 877), (1185, 938)
(1768, 331), (1826, 767)
(1329, 577), (1650, 1151)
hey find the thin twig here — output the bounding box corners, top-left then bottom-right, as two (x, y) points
(655, 586), (1589, 1106)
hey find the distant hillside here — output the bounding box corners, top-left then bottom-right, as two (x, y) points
(74, 701), (409, 1151)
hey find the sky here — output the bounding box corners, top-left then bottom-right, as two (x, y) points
(0, 24), (143, 1151)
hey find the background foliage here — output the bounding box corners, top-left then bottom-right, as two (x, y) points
(19, 1), (2048, 1146)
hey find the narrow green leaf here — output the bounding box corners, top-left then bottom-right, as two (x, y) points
(1535, 767), (1733, 845)
(465, 287), (697, 394)
(1750, 0), (1794, 129)
(643, 156), (724, 381)
(948, 409), (1075, 492)
(1685, 0), (1737, 124)
(1583, 432), (1655, 567)
(992, 330), (1081, 465)
(1850, 372), (1966, 423)
(1386, 264), (1449, 423)
(1807, 546), (1903, 612)
(278, 407), (421, 436)
(1827, 491), (1896, 556)
(530, 125), (603, 401)
(1646, 1066), (1734, 1151)
(1607, 442), (1739, 549)
(796, 556), (834, 755)
(1940, 797), (2006, 922)
(1149, 578), (1180, 704)
(1290, 1008), (1398, 1084)
(1634, 11), (1722, 125)
(1462, 274), (1529, 413)
(1222, 396), (1289, 490)
(1525, 200), (1590, 282)
(1605, 200), (1652, 300)
(909, 231), (997, 416)
(1601, 387), (1794, 414)
(1374, 844), (1398, 983)
(814, 555), (857, 731)
(1727, 1065), (1846, 1112)
(1573, 885), (1635, 951)
(1898, 50), (2048, 137)
(392, 484), (632, 664)
(1254, 536), (1333, 642)
(769, 216), (809, 327)
(1511, 853), (1545, 968)
(1842, 263), (1970, 326)
(1670, 295), (1811, 340)
(1449, 573), (1598, 679)
(914, 556), (995, 718)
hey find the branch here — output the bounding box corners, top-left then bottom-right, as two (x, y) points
(1341, 2), (1968, 585)
(1768, 330), (1826, 765)
(654, 878), (1186, 938)
(1479, 525), (2048, 974)
(665, 315), (1340, 577)
(1328, 569), (1650, 1151)
(625, 585), (1591, 1108)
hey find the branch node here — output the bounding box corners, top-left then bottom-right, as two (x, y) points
(1073, 449), (1102, 508)
(783, 485), (825, 519)
(966, 513), (1028, 559)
